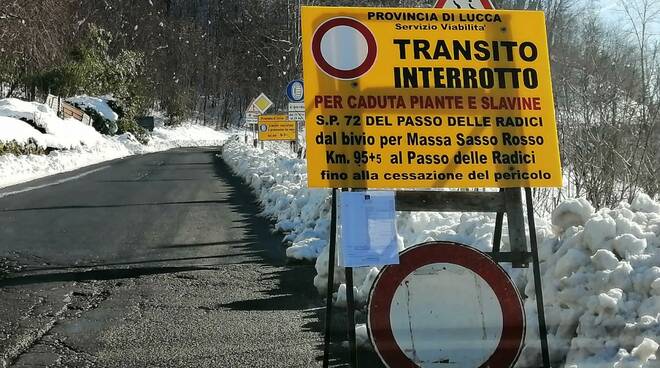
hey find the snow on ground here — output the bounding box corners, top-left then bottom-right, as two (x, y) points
(221, 135), (660, 368)
(0, 98), (104, 149)
(520, 194), (660, 368)
(66, 95), (119, 122)
(0, 117), (47, 146)
(0, 98), (229, 188)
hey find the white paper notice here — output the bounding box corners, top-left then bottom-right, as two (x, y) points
(340, 191), (400, 267)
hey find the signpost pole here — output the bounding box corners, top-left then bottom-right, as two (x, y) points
(322, 189), (338, 368)
(525, 188), (551, 368)
(344, 267), (358, 368)
(492, 189), (505, 253)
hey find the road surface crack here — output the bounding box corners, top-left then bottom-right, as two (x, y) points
(2, 284), (111, 368)
(1, 296), (71, 368)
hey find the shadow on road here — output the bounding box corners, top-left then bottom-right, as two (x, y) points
(0, 147), (382, 367)
(156, 239), (253, 249)
(0, 265), (211, 287)
(0, 200), (230, 212)
(213, 150), (384, 368)
(12, 252), (260, 275)
(210, 154), (290, 265)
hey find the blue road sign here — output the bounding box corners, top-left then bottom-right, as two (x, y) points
(286, 80), (304, 102)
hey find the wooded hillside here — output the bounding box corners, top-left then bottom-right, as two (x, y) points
(1, 0), (658, 206)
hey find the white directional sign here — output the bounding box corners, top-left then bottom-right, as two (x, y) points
(246, 112), (259, 125)
(434, 0), (494, 9)
(245, 103), (261, 125)
(288, 102), (305, 121)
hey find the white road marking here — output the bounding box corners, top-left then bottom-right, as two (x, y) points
(301, 306), (325, 312)
(0, 166), (110, 199)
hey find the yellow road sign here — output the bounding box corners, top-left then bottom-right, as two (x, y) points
(258, 115), (297, 141)
(302, 6), (562, 189)
(252, 93), (274, 114)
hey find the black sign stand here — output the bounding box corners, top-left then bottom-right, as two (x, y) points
(322, 188), (551, 368)
(322, 189), (338, 368)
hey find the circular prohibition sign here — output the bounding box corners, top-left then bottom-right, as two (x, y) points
(311, 17), (377, 80)
(367, 241), (526, 368)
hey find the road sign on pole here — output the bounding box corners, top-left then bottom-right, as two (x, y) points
(251, 93), (273, 114)
(245, 112), (259, 125)
(435, 0), (494, 8)
(258, 115), (297, 141)
(286, 80), (305, 102)
(288, 102), (305, 121)
(310, 4), (554, 368)
(368, 241), (525, 368)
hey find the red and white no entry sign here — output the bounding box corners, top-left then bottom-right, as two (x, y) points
(435, 0), (495, 8)
(311, 17), (377, 80)
(367, 241), (525, 368)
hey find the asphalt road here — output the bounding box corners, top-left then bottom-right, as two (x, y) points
(0, 148), (326, 368)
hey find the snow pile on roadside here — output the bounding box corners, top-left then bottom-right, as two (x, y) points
(149, 124), (230, 150)
(0, 98), (54, 123)
(0, 117), (47, 146)
(221, 136), (660, 367)
(67, 95), (119, 122)
(0, 99), (228, 188)
(0, 138), (136, 187)
(221, 135), (528, 295)
(222, 137), (332, 261)
(0, 98), (104, 149)
(519, 194), (660, 367)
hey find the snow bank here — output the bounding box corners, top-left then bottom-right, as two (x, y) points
(222, 137), (332, 261)
(0, 98), (53, 122)
(66, 95), (119, 122)
(221, 136), (660, 367)
(520, 193), (660, 367)
(150, 124), (230, 149)
(0, 117), (46, 146)
(0, 98), (104, 149)
(221, 136), (530, 295)
(0, 138), (135, 187)
(0, 99), (228, 188)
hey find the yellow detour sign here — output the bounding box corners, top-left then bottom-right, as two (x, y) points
(301, 6), (562, 189)
(258, 115), (298, 141)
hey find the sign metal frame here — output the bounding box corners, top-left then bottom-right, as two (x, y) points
(314, 3), (553, 368)
(323, 188), (551, 368)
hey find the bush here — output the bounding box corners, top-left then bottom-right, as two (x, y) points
(161, 91), (196, 125)
(116, 117), (149, 144)
(0, 139), (47, 156)
(31, 24), (154, 131)
(82, 107), (117, 135)
(107, 100), (126, 120)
